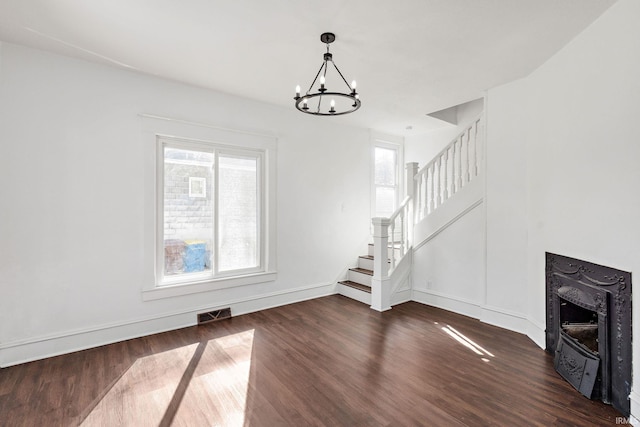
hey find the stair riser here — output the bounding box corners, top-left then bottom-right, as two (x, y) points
(358, 257), (374, 270)
(337, 284), (372, 305)
(367, 245), (403, 258)
(348, 270), (372, 286)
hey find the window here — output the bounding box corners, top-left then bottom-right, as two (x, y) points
(371, 137), (403, 220)
(141, 115), (276, 300)
(159, 138), (264, 285)
(374, 146), (398, 218)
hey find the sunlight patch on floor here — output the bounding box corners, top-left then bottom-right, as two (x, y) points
(80, 329), (255, 426)
(174, 329), (255, 426)
(441, 324), (495, 360)
(81, 342), (198, 426)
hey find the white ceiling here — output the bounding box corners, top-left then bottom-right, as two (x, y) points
(0, 0), (616, 136)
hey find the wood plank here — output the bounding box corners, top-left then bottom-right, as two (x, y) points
(0, 295), (629, 426)
(338, 280), (371, 293)
(349, 267), (373, 275)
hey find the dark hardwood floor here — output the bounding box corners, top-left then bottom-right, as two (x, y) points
(0, 295), (628, 426)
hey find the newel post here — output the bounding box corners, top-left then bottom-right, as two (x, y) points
(406, 162), (418, 243)
(406, 162), (419, 199)
(371, 217), (392, 312)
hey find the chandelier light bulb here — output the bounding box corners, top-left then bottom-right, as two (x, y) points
(351, 80), (357, 89)
(295, 85), (301, 98)
(329, 99), (336, 114)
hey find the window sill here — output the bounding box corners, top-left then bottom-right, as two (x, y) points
(142, 271), (277, 301)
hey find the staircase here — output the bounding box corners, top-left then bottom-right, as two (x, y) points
(336, 245), (375, 305)
(336, 114), (484, 311)
(336, 243), (402, 307)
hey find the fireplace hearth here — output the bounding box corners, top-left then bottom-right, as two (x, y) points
(546, 253), (632, 416)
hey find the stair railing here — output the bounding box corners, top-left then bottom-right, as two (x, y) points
(370, 114), (484, 311)
(387, 195), (410, 271)
(370, 162), (418, 311)
(415, 115), (483, 222)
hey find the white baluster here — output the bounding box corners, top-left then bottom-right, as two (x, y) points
(389, 222), (396, 271)
(451, 141), (457, 195)
(443, 149), (449, 201)
(428, 164), (435, 214)
(406, 162), (418, 199)
(416, 171), (421, 221)
(399, 210), (405, 257)
(473, 119), (479, 177)
(466, 128), (471, 182)
(433, 156), (442, 209)
(406, 162), (419, 225)
(457, 137), (463, 189)
(418, 172), (423, 220)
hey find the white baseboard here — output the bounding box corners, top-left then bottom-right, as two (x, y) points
(411, 289), (546, 348)
(391, 289), (411, 306)
(411, 289), (481, 319)
(525, 318), (546, 349)
(480, 305), (528, 335)
(0, 282), (334, 368)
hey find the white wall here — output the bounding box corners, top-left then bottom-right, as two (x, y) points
(412, 203), (485, 319)
(485, 0), (640, 418)
(406, 98), (487, 327)
(484, 77), (530, 333)
(405, 98), (484, 167)
(0, 42), (373, 366)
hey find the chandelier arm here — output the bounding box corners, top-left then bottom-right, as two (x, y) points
(307, 61), (326, 94)
(294, 32), (360, 116)
(331, 61), (354, 92)
(295, 92), (361, 116)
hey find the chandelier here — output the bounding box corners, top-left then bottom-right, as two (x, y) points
(294, 32), (361, 116)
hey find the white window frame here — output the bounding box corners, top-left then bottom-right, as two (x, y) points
(188, 177), (207, 198)
(140, 115), (277, 301)
(371, 133), (404, 222)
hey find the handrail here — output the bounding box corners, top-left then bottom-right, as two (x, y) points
(416, 114), (482, 177)
(370, 169), (416, 311)
(375, 196), (412, 280)
(388, 196), (411, 223)
(414, 114), (484, 222)
(369, 114), (484, 310)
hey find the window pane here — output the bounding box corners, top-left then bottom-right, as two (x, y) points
(375, 187), (396, 218)
(375, 147), (396, 186)
(218, 154), (259, 271)
(163, 147), (213, 276)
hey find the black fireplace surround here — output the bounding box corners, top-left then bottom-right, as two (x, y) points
(545, 253), (632, 416)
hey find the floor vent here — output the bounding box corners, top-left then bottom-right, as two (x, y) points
(197, 307), (232, 325)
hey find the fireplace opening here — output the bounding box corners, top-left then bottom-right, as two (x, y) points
(562, 323), (598, 353)
(546, 253), (632, 417)
(560, 299), (599, 353)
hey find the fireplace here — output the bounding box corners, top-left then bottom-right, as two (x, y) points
(546, 253), (632, 416)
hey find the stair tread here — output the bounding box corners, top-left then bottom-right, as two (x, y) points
(338, 280), (372, 293)
(359, 255), (390, 262)
(349, 267), (373, 275)
(368, 243), (403, 248)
